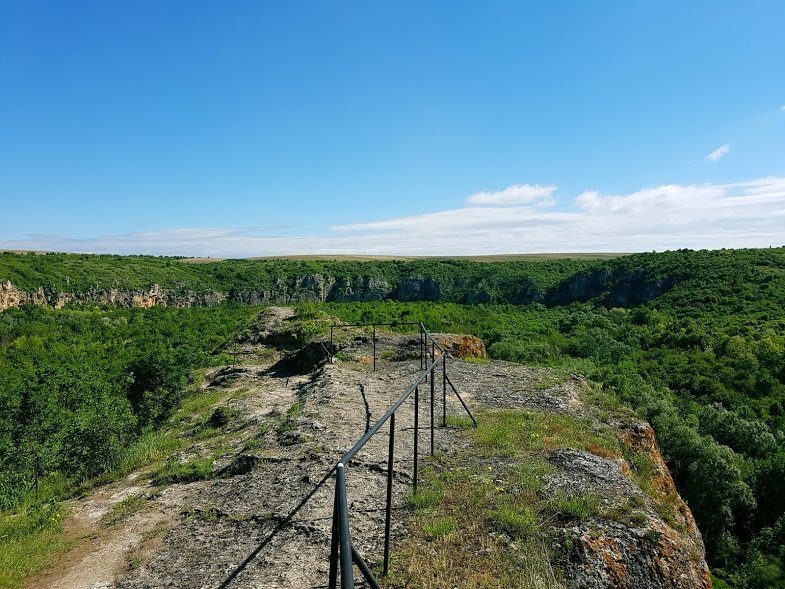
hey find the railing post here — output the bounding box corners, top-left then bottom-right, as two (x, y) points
(430, 354), (435, 456)
(383, 412), (395, 575)
(413, 386), (419, 494)
(351, 545), (382, 589)
(420, 325), (424, 372)
(336, 464), (354, 588)
(442, 355), (447, 427)
(373, 325), (376, 371)
(329, 490), (340, 589)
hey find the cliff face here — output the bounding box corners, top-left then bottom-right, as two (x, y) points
(0, 280), (225, 312)
(1, 275), (445, 310)
(0, 267), (678, 312)
(465, 366), (712, 589)
(550, 420), (711, 589)
(545, 268), (675, 307)
(227, 274), (392, 304)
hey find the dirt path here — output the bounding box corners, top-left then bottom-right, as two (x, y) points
(115, 336), (461, 589)
(27, 329), (472, 589)
(25, 320), (710, 589)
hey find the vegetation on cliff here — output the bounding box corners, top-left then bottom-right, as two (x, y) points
(2, 247), (785, 587)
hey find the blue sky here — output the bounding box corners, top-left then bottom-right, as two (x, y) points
(1, 1), (784, 256)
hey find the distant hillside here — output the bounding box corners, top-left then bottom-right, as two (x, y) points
(1, 248), (784, 312)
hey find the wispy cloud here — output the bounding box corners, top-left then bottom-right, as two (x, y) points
(3, 177), (784, 256)
(466, 184), (557, 206)
(706, 144), (731, 162)
(780, 104), (785, 112)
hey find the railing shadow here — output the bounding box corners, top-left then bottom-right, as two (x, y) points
(217, 322), (476, 589)
(216, 463), (336, 589)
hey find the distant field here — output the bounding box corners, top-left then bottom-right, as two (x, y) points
(182, 252), (632, 263)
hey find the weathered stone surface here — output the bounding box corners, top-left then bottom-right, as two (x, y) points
(546, 268), (675, 307)
(1, 267), (679, 312)
(215, 454), (262, 477)
(395, 276), (441, 301)
(544, 446), (710, 589)
(0, 280), (225, 311)
(30, 324), (709, 589)
(434, 333), (487, 359)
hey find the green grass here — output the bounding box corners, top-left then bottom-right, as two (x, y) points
(151, 458), (215, 486)
(468, 409), (622, 459)
(542, 492), (602, 522)
(100, 493), (148, 527)
(423, 517), (458, 539)
(175, 388), (225, 421)
(382, 409), (641, 588)
(276, 401), (302, 434)
(383, 411), (584, 588)
(406, 485), (444, 512)
(488, 501), (539, 539)
(106, 431), (183, 480)
(0, 501), (70, 589)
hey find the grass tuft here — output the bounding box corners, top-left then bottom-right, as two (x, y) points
(423, 517), (457, 539)
(151, 458), (214, 486)
(101, 493), (147, 527)
(542, 492), (602, 522)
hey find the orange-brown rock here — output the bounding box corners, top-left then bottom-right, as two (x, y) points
(618, 421), (702, 539)
(434, 334), (487, 359)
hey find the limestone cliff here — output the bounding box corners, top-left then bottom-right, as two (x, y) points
(0, 266), (677, 312)
(0, 280), (225, 312)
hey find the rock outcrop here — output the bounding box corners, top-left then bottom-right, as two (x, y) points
(448, 360), (712, 589)
(0, 280), (225, 312)
(24, 322), (711, 589)
(0, 266), (678, 313)
(434, 334), (487, 359)
(545, 268), (675, 307)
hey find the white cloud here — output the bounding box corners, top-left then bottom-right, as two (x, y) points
(466, 184), (557, 206)
(780, 104), (785, 112)
(706, 144), (731, 162)
(3, 177), (785, 256)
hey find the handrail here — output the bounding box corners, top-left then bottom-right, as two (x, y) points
(340, 352), (440, 465)
(329, 321), (444, 371)
(327, 322), (474, 588)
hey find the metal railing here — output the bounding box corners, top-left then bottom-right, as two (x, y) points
(327, 323), (476, 589)
(329, 321), (422, 372)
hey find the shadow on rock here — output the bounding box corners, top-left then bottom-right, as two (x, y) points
(267, 342), (330, 377)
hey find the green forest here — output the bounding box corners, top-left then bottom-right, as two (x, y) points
(2, 247), (785, 588)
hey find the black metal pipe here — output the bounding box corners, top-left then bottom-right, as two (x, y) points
(323, 323), (476, 589)
(442, 355), (447, 427)
(339, 353), (441, 466)
(430, 358), (435, 456)
(336, 322), (421, 329)
(336, 464), (354, 589)
(420, 325), (424, 372)
(373, 325), (376, 371)
(424, 329), (428, 384)
(328, 490), (340, 589)
(421, 323), (445, 353)
(413, 386), (419, 494)
(351, 544), (382, 589)
(383, 413), (395, 575)
(445, 374), (477, 427)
